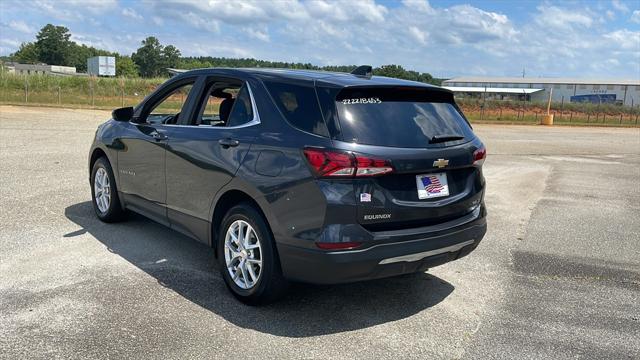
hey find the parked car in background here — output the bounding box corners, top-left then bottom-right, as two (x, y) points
(88, 66), (487, 304)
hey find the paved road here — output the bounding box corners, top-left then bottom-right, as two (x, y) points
(1, 106), (638, 359)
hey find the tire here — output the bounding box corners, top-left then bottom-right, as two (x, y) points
(90, 157), (126, 223)
(218, 203), (288, 305)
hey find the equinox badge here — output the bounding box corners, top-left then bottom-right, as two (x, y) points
(433, 159), (449, 168)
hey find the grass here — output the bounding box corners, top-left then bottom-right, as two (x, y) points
(457, 98), (639, 126)
(1, 72), (638, 127)
(463, 110), (639, 126)
(0, 72), (167, 109)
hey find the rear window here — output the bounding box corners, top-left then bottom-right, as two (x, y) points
(335, 87), (474, 148)
(264, 81), (329, 137)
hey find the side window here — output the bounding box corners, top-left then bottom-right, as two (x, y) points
(264, 81), (329, 137)
(226, 85), (254, 127)
(195, 82), (255, 127)
(146, 82), (194, 125)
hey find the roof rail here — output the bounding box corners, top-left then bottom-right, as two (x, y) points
(351, 65), (373, 79)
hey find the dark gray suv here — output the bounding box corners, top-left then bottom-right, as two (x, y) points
(88, 67), (487, 304)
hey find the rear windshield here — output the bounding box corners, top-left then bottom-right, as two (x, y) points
(335, 87), (474, 148)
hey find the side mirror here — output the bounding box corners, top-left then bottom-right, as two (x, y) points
(112, 107), (134, 122)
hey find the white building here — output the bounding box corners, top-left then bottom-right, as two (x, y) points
(8, 63), (77, 76)
(442, 77), (640, 106)
(87, 56), (116, 77)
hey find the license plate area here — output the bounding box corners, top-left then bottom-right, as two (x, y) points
(416, 172), (449, 199)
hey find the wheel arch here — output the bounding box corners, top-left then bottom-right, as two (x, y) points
(210, 189), (274, 257)
(89, 146), (126, 211)
(89, 146), (121, 184)
(89, 148), (107, 173)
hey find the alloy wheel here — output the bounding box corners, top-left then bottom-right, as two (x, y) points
(94, 167), (111, 213)
(224, 220), (263, 289)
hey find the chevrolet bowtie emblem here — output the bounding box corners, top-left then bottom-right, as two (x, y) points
(433, 159), (449, 168)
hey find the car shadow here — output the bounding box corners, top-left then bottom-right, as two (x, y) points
(64, 201), (454, 337)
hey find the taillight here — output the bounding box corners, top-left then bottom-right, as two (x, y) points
(355, 156), (393, 176)
(473, 146), (486, 166)
(303, 147), (393, 178)
(303, 148), (355, 177)
(316, 241), (362, 250)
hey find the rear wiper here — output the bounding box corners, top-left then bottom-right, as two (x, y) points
(429, 134), (465, 144)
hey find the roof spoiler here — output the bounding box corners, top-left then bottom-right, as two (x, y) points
(351, 65), (373, 79)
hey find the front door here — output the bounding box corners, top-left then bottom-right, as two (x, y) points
(117, 79), (198, 224)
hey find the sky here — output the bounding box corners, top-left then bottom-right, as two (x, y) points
(0, 0), (638, 79)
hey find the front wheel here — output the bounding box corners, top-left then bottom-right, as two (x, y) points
(218, 203), (288, 305)
(90, 157), (125, 223)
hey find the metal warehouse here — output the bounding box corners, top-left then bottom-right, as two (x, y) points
(442, 77), (640, 106)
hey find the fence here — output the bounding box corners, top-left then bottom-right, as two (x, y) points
(1, 73), (639, 126)
(0, 73), (167, 110)
(457, 98), (639, 126)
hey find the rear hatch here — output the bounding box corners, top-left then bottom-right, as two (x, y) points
(323, 85), (486, 232)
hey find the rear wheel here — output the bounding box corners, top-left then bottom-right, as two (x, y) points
(91, 157), (125, 223)
(218, 203), (288, 305)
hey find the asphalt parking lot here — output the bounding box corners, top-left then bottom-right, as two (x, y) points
(1, 105), (639, 359)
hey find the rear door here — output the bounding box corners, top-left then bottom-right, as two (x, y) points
(325, 86), (485, 231)
(164, 77), (258, 243)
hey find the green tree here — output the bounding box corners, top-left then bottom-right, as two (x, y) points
(67, 44), (113, 72)
(35, 24), (73, 65)
(7, 22), (441, 84)
(12, 42), (39, 63)
(116, 56), (139, 77)
(132, 36), (164, 77)
(162, 45), (181, 69)
(374, 64), (408, 79)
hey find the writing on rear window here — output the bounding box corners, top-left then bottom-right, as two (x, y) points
(341, 98), (382, 105)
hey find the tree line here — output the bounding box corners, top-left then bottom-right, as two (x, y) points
(6, 24), (441, 85)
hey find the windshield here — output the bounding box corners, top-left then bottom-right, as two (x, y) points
(334, 87), (474, 148)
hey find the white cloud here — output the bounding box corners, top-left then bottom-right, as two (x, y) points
(151, 16), (164, 26)
(603, 29), (640, 50)
(147, 0), (388, 29)
(60, 0), (116, 11)
(534, 5), (593, 30)
(7, 20), (35, 34)
(606, 58), (620, 66)
(174, 12), (220, 33)
(243, 27), (270, 42)
(33, 0), (117, 20)
(0, 38), (21, 47)
(70, 31), (138, 53)
(306, 0), (388, 23)
(445, 5), (518, 42)
(408, 26), (428, 45)
(612, 0), (629, 13)
(122, 8), (142, 21)
(148, 0), (306, 25)
(631, 10), (640, 23)
(185, 42), (254, 58)
(402, 0), (434, 14)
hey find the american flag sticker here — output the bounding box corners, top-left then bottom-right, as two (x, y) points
(416, 173), (450, 199)
(360, 193), (372, 202)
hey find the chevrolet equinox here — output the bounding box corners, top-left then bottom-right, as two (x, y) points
(88, 66), (487, 304)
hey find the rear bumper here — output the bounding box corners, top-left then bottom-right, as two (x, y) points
(277, 207), (487, 284)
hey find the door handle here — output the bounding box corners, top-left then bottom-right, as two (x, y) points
(151, 131), (168, 141)
(219, 138), (240, 148)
